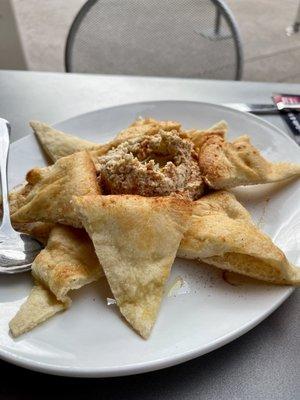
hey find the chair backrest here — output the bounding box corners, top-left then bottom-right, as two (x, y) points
(65, 0), (243, 80)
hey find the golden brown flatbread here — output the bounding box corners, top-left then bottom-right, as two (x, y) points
(178, 191), (300, 285)
(9, 284), (66, 338)
(199, 134), (300, 189)
(30, 120), (121, 164)
(115, 118), (228, 149)
(32, 225), (103, 303)
(207, 120), (228, 132)
(115, 117), (182, 142)
(73, 194), (192, 338)
(30, 120), (100, 162)
(9, 224), (103, 337)
(12, 222), (54, 245)
(185, 120), (228, 150)
(6, 183), (31, 214)
(11, 151), (100, 228)
(0, 184), (54, 244)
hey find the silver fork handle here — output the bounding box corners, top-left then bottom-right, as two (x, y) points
(0, 118), (14, 232)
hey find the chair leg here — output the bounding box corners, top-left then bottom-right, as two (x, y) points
(286, 1), (300, 35)
(199, 4), (232, 41)
(214, 7), (222, 35)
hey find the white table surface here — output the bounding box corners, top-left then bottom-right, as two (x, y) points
(0, 70), (299, 400)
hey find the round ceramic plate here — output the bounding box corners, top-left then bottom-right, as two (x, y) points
(1, 101), (299, 377)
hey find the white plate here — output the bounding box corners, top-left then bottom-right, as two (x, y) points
(1, 101), (299, 378)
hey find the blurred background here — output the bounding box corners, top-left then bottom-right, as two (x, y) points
(1, 0), (299, 82)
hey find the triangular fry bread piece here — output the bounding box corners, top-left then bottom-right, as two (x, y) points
(184, 120), (228, 150)
(115, 117), (181, 141)
(9, 284), (66, 337)
(11, 151), (100, 227)
(9, 225), (103, 337)
(207, 120), (229, 132)
(32, 225), (103, 303)
(73, 195), (192, 338)
(30, 121), (100, 162)
(0, 184), (54, 244)
(178, 191), (300, 285)
(199, 135), (300, 189)
(12, 222), (54, 245)
(6, 183), (31, 214)
(30, 120), (124, 164)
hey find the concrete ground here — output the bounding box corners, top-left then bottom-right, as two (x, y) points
(226, 0), (300, 83)
(11, 0), (300, 82)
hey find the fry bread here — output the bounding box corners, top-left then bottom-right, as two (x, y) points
(115, 117), (182, 142)
(11, 151), (100, 228)
(178, 191), (300, 285)
(9, 284), (66, 337)
(73, 194), (192, 338)
(30, 120), (100, 162)
(185, 120), (228, 149)
(10, 225), (103, 337)
(199, 135), (300, 189)
(32, 225), (103, 303)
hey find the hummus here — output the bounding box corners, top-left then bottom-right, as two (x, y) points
(97, 130), (204, 200)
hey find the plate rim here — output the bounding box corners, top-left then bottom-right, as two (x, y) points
(12, 100), (299, 150)
(2, 99), (298, 377)
(0, 287), (293, 377)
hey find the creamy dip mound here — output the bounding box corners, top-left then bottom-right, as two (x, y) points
(97, 130), (204, 200)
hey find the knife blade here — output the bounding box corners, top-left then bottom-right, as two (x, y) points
(223, 103), (278, 114)
(223, 102), (300, 145)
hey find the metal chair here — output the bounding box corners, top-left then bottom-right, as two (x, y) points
(65, 0), (243, 80)
(286, 0), (300, 35)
